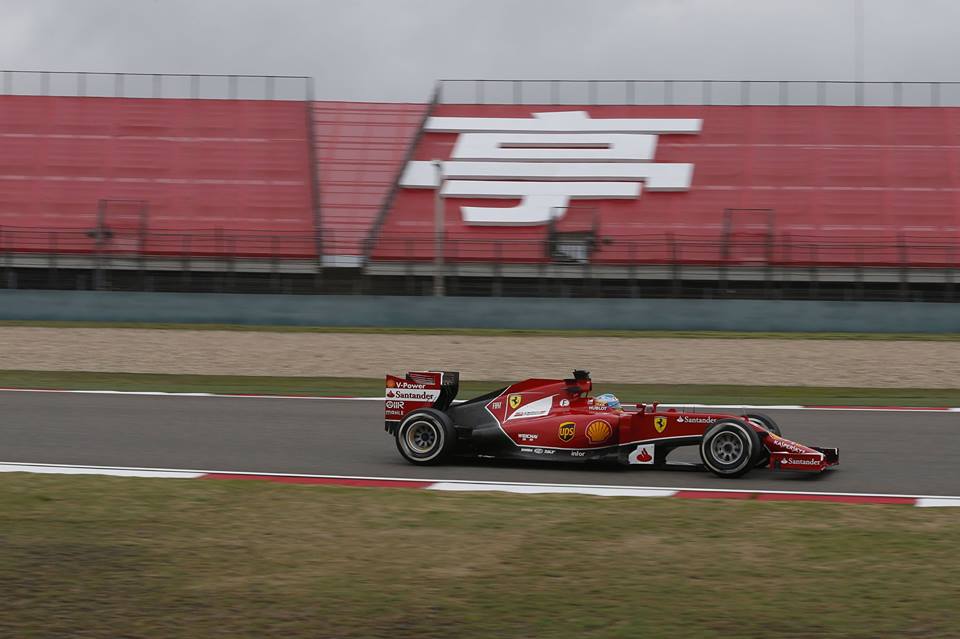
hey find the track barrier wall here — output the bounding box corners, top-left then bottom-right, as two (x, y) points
(0, 290), (957, 332)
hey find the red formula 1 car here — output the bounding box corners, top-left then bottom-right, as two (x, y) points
(384, 370), (838, 478)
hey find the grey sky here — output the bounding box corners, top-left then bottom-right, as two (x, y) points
(1, 0), (956, 102)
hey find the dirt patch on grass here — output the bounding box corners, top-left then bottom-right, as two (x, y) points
(1, 326), (958, 388)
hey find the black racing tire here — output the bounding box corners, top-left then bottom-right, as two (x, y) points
(395, 409), (456, 465)
(744, 413), (781, 469)
(699, 419), (763, 479)
(744, 412), (782, 437)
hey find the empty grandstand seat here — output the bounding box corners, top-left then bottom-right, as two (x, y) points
(0, 94), (313, 258)
(373, 103), (960, 270)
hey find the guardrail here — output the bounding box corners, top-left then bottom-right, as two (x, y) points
(370, 233), (960, 268)
(436, 79), (960, 107)
(0, 70), (313, 100)
(1, 227), (958, 269)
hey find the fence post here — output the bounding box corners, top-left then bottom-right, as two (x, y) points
(669, 233), (680, 296)
(898, 232), (909, 300)
(181, 234), (191, 290)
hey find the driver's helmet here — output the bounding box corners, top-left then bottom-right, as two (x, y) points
(593, 393), (622, 412)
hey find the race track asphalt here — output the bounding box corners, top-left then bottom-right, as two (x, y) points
(1, 391), (958, 496)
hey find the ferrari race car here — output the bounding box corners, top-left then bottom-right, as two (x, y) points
(384, 370), (838, 478)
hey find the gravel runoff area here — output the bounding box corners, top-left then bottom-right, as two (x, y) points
(1, 327), (958, 388)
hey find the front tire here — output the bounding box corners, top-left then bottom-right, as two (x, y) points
(700, 419), (763, 478)
(744, 412), (782, 436)
(395, 409), (456, 465)
(744, 413), (781, 469)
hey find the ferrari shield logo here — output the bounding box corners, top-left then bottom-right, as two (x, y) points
(508, 394), (523, 410)
(654, 416), (668, 433)
(558, 421), (576, 442)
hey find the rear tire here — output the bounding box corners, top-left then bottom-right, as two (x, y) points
(395, 409), (456, 465)
(700, 419), (763, 478)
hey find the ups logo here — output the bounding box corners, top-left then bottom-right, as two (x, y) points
(558, 421), (576, 442)
(509, 394), (523, 410)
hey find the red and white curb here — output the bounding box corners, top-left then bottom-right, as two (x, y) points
(2, 462), (958, 507)
(2, 387), (960, 412)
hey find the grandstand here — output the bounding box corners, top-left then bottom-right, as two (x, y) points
(1, 72), (958, 299)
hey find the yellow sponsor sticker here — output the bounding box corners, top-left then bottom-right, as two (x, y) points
(585, 419), (613, 444)
(558, 421), (576, 442)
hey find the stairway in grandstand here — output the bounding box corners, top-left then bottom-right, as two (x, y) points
(311, 101), (427, 266)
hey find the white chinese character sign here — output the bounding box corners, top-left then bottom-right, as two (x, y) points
(400, 111), (702, 225)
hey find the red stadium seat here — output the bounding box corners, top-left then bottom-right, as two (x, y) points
(0, 95), (314, 258)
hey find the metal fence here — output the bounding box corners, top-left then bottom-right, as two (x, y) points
(0, 70), (313, 100)
(1, 227), (957, 300)
(371, 233), (960, 269)
(3, 226), (957, 269)
(437, 79), (960, 107)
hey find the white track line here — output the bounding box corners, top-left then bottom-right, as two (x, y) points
(2, 462), (959, 504)
(0, 462), (203, 478)
(0, 388), (957, 412)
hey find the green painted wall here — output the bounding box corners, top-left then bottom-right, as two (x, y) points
(0, 290), (957, 332)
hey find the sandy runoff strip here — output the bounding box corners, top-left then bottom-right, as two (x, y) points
(0, 327), (958, 388)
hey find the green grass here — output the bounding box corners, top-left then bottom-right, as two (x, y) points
(1, 474), (957, 638)
(0, 319), (957, 340)
(1, 369), (958, 406)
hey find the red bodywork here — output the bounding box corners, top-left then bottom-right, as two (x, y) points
(491, 376), (836, 471)
(385, 370), (839, 473)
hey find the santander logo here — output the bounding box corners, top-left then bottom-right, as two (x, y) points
(628, 444), (655, 465)
(400, 111), (701, 225)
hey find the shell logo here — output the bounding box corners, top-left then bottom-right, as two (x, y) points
(386, 379), (396, 388)
(585, 419), (613, 444)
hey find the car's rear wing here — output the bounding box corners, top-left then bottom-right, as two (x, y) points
(384, 370), (459, 428)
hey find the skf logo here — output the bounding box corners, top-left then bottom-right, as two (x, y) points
(585, 419), (613, 444)
(654, 417), (668, 433)
(509, 394), (523, 410)
(558, 421), (576, 443)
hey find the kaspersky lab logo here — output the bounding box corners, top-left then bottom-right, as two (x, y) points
(400, 111), (701, 225)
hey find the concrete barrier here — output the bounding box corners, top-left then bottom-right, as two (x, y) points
(0, 290), (957, 332)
